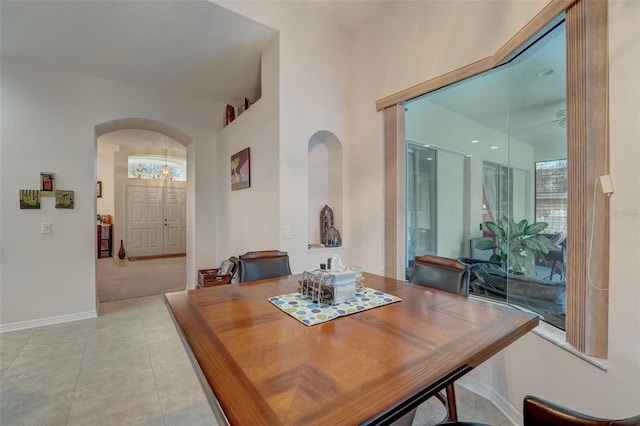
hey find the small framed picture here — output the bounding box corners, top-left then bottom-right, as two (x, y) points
(55, 190), (74, 209)
(40, 172), (55, 196)
(19, 189), (41, 209)
(97, 181), (102, 198)
(231, 147), (250, 191)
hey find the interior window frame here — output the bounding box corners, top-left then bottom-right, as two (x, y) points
(378, 0), (609, 358)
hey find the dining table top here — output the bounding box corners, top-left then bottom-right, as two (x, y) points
(165, 272), (539, 425)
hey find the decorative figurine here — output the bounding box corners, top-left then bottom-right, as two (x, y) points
(320, 205), (342, 247)
(320, 205), (334, 246)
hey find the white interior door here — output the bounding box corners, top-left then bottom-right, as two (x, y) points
(163, 188), (187, 254)
(126, 186), (163, 258)
(125, 186), (187, 257)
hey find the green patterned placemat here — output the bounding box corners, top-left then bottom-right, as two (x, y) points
(268, 288), (401, 326)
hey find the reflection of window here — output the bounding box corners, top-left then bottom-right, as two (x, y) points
(128, 155), (186, 181)
(535, 159), (567, 233)
(482, 162), (512, 225)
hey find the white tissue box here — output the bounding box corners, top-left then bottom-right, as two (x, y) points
(330, 270), (357, 304)
(299, 270), (357, 305)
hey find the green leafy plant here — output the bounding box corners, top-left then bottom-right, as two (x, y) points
(475, 216), (557, 276)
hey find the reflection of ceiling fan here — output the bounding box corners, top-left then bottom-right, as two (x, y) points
(521, 109), (566, 132)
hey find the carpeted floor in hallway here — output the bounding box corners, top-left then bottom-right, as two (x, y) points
(96, 256), (186, 302)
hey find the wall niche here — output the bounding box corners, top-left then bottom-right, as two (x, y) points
(308, 130), (343, 250)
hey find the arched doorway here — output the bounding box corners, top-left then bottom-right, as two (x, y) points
(95, 118), (193, 302)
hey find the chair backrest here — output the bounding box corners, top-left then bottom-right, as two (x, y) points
(237, 250), (292, 283)
(409, 255), (470, 296)
(524, 395), (640, 426)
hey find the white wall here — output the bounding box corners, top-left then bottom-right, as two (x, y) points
(96, 145), (116, 217)
(215, 34), (280, 261)
(215, 1), (350, 273)
(348, 0), (639, 421)
(2, 0), (637, 420)
(436, 151), (465, 257)
(215, 7), (638, 419)
(0, 57), (223, 326)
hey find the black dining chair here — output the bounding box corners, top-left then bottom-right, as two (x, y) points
(409, 255), (474, 424)
(237, 250), (292, 283)
(439, 391), (640, 426)
(522, 395), (640, 426)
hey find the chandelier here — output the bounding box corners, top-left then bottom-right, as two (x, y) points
(158, 150), (174, 180)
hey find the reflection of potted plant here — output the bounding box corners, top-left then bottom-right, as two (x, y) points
(475, 216), (557, 276)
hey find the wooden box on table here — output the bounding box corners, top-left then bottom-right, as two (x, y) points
(197, 269), (232, 287)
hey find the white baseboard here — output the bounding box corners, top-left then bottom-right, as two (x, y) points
(458, 376), (521, 425)
(0, 310), (98, 333)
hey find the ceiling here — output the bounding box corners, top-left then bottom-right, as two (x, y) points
(2, 0), (565, 148)
(1, 1), (385, 152)
(0, 0), (277, 106)
(0, 0), (385, 107)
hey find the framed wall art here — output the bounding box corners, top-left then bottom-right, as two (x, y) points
(19, 189), (41, 209)
(40, 172), (55, 196)
(55, 190), (74, 209)
(231, 147), (250, 191)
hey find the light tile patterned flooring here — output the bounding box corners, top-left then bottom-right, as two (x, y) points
(0, 295), (216, 426)
(1, 295), (511, 426)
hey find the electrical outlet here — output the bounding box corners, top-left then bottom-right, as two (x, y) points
(41, 223), (51, 234)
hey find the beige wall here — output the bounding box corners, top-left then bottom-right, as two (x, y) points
(0, 57), (223, 326)
(353, 0), (639, 420)
(219, 0), (639, 421)
(216, 1), (351, 272)
(2, 0), (637, 420)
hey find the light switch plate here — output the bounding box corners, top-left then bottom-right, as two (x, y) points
(41, 223), (51, 234)
(283, 225), (292, 239)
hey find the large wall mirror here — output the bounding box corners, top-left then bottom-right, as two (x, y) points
(379, 0), (609, 358)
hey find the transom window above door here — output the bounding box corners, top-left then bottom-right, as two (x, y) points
(128, 154), (186, 181)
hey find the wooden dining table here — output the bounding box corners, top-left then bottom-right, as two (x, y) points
(165, 272), (539, 425)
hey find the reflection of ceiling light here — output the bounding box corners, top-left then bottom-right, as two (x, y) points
(471, 140), (480, 144)
(536, 68), (555, 77)
(490, 146), (499, 150)
(466, 154), (473, 157)
(423, 144), (430, 147)
(427, 157), (433, 161)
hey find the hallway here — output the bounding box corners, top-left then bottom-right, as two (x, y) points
(96, 257), (186, 302)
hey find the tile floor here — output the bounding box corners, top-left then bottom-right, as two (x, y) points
(0, 295), (511, 426)
(0, 295), (215, 426)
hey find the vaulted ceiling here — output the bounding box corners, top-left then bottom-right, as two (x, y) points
(0, 0), (384, 107)
(0, 1), (276, 106)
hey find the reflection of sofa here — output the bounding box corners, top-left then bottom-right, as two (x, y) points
(459, 258), (566, 329)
